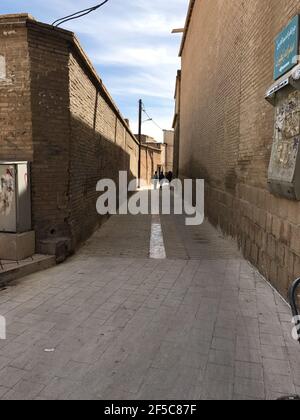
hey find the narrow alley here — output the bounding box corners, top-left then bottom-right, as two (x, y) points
(0, 1), (300, 404)
(0, 209), (299, 400)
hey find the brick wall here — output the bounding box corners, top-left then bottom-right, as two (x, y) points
(179, 0), (300, 297)
(27, 20), (72, 244)
(173, 71), (181, 178)
(68, 49), (139, 245)
(0, 14), (139, 254)
(0, 15), (32, 161)
(163, 130), (175, 173)
(140, 145), (162, 186)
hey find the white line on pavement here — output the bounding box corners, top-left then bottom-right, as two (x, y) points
(149, 215), (166, 259)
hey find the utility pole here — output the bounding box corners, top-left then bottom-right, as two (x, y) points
(138, 99), (142, 188)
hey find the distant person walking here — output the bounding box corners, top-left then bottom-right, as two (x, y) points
(166, 171), (173, 183)
(153, 171), (159, 190)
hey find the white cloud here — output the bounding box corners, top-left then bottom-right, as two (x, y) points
(91, 46), (179, 68)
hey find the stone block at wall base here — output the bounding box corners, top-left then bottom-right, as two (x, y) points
(38, 237), (72, 264)
(0, 231), (35, 261)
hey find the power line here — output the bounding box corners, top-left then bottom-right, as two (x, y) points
(52, 0), (110, 27)
(142, 103), (163, 131)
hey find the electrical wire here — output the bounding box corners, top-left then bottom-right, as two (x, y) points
(142, 103), (163, 131)
(52, 0), (110, 27)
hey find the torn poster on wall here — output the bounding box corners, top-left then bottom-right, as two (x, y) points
(0, 167), (15, 216)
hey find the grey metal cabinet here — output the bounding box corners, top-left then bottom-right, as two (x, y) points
(0, 162), (31, 233)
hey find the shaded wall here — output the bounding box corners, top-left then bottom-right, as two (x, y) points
(163, 130), (175, 173)
(179, 0), (300, 297)
(27, 20), (72, 243)
(173, 71), (181, 178)
(68, 50), (139, 245)
(0, 14), (139, 253)
(0, 15), (33, 161)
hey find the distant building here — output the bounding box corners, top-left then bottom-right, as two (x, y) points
(140, 143), (163, 186)
(135, 134), (158, 144)
(163, 130), (175, 174)
(135, 131), (174, 178)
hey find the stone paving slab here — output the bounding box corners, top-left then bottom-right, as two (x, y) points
(0, 213), (299, 400)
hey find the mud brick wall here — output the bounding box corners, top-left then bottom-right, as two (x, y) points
(68, 49), (139, 245)
(0, 15), (33, 161)
(179, 0), (300, 297)
(27, 20), (72, 243)
(140, 145), (162, 186)
(0, 14), (139, 252)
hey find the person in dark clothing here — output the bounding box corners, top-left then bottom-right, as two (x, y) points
(166, 171), (173, 183)
(159, 171), (165, 189)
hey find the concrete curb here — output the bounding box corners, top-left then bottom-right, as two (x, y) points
(0, 255), (56, 287)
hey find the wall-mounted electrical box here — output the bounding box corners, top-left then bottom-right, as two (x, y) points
(0, 162), (31, 233)
(266, 15), (300, 200)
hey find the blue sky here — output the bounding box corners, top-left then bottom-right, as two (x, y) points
(0, 0), (188, 141)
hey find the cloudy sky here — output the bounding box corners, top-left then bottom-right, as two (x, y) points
(1, 0), (188, 141)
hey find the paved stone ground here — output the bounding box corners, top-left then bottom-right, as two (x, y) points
(0, 211), (299, 400)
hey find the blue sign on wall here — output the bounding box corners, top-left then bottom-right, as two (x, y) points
(274, 15), (299, 80)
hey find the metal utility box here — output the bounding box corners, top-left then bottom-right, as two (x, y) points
(266, 65), (300, 200)
(266, 15), (300, 200)
(0, 162), (31, 233)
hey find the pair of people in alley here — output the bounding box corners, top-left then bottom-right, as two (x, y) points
(153, 170), (173, 190)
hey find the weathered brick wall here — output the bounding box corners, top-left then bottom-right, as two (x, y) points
(0, 14), (139, 253)
(0, 15), (32, 161)
(179, 0), (300, 297)
(173, 71), (181, 178)
(27, 21), (72, 244)
(140, 145), (162, 185)
(163, 130), (175, 173)
(68, 49), (139, 245)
